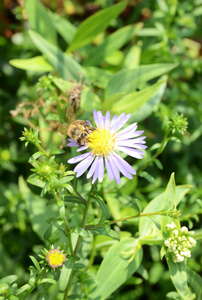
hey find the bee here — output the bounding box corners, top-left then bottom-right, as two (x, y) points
(58, 105), (95, 146)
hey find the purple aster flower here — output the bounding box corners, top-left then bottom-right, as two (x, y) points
(67, 111), (147, 184)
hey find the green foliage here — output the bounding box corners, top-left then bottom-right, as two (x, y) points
(1, 0), (202, 299)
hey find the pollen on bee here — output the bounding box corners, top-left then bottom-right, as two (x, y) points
(87, 128), (116, 156)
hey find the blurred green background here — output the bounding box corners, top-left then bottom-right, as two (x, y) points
(0, 0), (202, 299)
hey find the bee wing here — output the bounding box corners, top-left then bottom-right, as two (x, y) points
(57, 123), (69, 136)
(66, 105), (76, 123)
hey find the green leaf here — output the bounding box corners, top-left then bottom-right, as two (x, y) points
(94, 196), (111, 220)
(70, 226), (90, 238)
(40, 278), (57, 285)
(129, 78), (167, 122)
(111, 80), (165, 114)
(166, 253), (188, 300)
(16, 284), (31, 295)
(27, 175), (46, 188)
(28, 30), (87, 81)
(84, 23), (142, 66)
(87, 224), (119, 240)
(105, 63), (178, 97)
(59, 258), (77, 292)
(187, 267), (202, 300)
(29, 256), (40, 272)
(25, 0), (57, 45)
(88, 238), (142, 300)
(68, 1), (127, 52)
(50, 12), (76, 44)
(28, 151), (44, 163)
(9, 56), (53, 72)
(0, 275), (17, 284)
(139, 180), (191, 240)
(84, 67), (112, 89)
(148, 216), (161, 230)
(49, 149), (65, 156)
(80, 86), (102, 111)
(161, 173), (176, 239)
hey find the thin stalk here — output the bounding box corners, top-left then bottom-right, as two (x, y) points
(137, 128), (170, 175)
(85, 210), (170, 230)
(51, 189), (74, 256)
(63, 183), (95, 300)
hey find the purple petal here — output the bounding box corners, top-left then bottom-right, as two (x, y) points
(116, 146), (145, 159)
(117, 130), (144, 140)
(104, 111), (111, 129)
(77, 145), (89, 152)
(110, 115), (118, 128)
(113, 152), (136, 175)
(93, 110), (99, 127)
(105, 157), (114, 181)
(74, 155), (94, 175)
(111, 113), (131, 133)
(110, 154), (133, 179)
(116, 140), (147, 149)
(67, 139), (78, 147)
(98, 156), (104, 182)
(87, 157), (99, 179)
(68, 152), (91, 164)
(118, 123), (137, 136)
(92, 167), (99, 184)
(97, 111), (104, 127)
(108, 155), (121, 184)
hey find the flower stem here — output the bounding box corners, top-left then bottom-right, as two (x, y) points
(35, 143), (50, 158)
(85, 210), (172, 230)
(137, 128), (170, 174)
(51, 189), (74, 256)
(63, 183), (95, 300)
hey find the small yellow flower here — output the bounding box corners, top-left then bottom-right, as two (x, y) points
(46, 248), (66, 269)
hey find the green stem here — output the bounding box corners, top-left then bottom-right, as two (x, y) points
(137, 128), (170, 175)
(63, 183), (95, 300)
(51, 189), (74, 256)
(22, 268), (45, 300)
(85, 210), (169, 230)
(36, 143), (50, 158)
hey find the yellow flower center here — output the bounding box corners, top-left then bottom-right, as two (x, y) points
(87, 128), (116, 156)
(46, 250), (65, 268)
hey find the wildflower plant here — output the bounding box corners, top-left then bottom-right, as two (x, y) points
(2, 1), (202, 300)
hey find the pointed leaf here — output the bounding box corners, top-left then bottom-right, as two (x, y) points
(25, 0), (57, 45)
(89, 238), (142, 300)
(84, 23), (142, 66)
(28, 30), (87, 81)
(68, 1), (127, 51)
(9, 56), (53, 72)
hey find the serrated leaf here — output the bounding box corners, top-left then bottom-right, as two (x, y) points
(68, 1), (127, 52)
(28, 30), (87, 81)
(9, 56), (53, 72)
